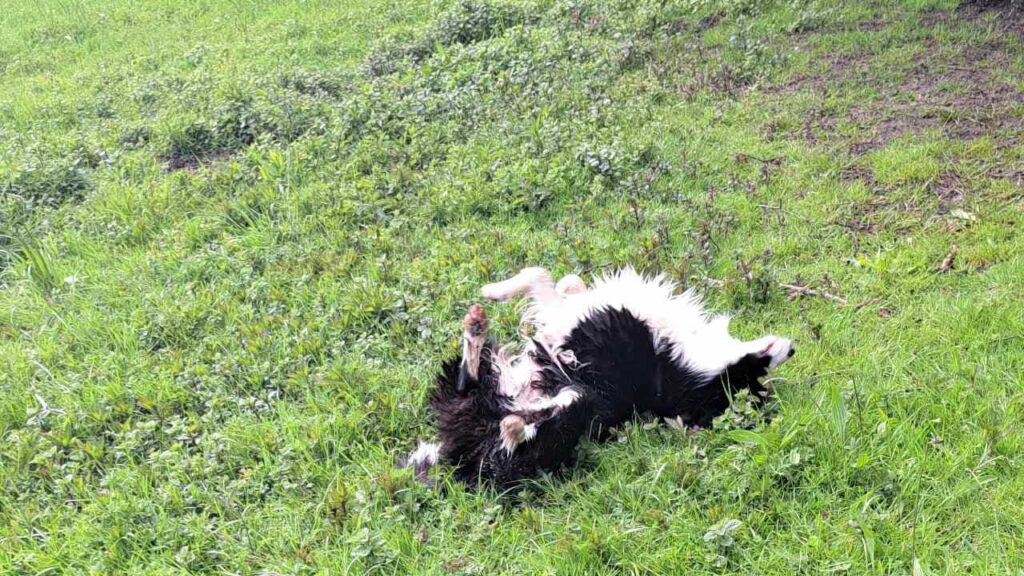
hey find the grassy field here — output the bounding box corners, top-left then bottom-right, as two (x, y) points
(2, 0), (1024, 573)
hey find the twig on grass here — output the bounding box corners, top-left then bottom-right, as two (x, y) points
(780, 283), (849, 305)
(581, 262), (615, 275)
(934, 245), (957, 273)
(854, 296), (883, 311)
(734, 152), (784, 166)
(705, 277), (852, 306)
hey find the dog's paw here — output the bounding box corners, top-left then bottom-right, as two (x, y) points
(462, 303), (488, 336)
(499, 415), (537, 454)
(555, 274), (586, 296)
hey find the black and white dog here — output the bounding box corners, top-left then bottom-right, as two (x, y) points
(404, 267), (794, 487)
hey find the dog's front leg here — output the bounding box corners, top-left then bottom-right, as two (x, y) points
(499, 415), (536, 454)
(500, 386), (583, 454)
(457, 303), (489, 394)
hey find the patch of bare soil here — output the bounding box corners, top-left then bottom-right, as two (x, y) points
(846, 40), (1023, 154)
(834, 167), (912, 235)
(834, 196), (922, 238)
(763, 51), (872, 96)
(958, 0), (1024, 33)
(161, 150), (234, 172)
(928, 163), (1022, 211)
(987, 166), (1024, 185)
(766, 5), (1024, 154)
(840, 165), (875, 185)
(931, 171), (966, 207)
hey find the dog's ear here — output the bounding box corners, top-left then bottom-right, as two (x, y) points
(737, 352), (770, 375)
(455, 362), (473, 395)
(432, 355), (466, 401)
(720, 353), (771, 393)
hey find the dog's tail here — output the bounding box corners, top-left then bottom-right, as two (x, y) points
(398, 441), (441, 483)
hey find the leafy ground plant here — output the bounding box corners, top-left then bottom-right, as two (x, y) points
(2, 0), (1024, 573)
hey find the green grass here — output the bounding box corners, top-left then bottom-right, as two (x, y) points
(2, 0), (1024, 573)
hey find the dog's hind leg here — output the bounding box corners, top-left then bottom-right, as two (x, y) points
(457, 303), (489, 394)
(481, 267), (558, 303)
(555, 274), (587, 296)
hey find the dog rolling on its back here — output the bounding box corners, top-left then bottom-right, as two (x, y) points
(404, 267), (794, 487)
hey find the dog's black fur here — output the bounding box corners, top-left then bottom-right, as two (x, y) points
(427, 307), (787, 487)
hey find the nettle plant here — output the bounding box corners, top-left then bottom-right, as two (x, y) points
(704, 517), (743, 567)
